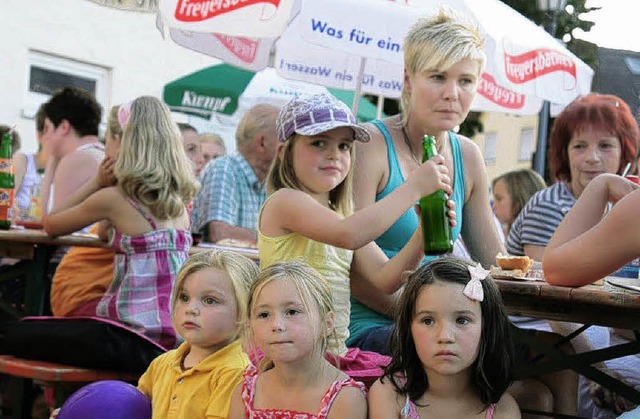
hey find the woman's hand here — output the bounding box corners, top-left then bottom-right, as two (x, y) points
(97, 156), (117, 188)
(413, 199), (456, 227)
(446, 199), (457, 227)
(407, 154), (452, 198)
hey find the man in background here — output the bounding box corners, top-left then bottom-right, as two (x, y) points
(40, 86), (104, 217)
(191, 104), (279, 245)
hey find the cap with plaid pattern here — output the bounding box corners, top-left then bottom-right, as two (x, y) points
(276, 93), (370, 143)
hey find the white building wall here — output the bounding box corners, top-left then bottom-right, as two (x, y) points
(0, 0), (221, 152)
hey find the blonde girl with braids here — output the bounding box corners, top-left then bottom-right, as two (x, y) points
(229, 261), (367, 418)
(44, 95), (199, 349)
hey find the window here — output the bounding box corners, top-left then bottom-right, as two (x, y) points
(484, 132), (497, 165)
(22, 50), (110, 121)
(29, 67), (96, 96)
(519, 128), (535, 162)
(624, 56), (640, 76)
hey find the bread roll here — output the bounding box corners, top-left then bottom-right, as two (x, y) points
(495, 253), (534, 275)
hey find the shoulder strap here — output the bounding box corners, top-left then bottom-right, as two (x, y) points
(125, 197), (157, 229)
(75, 142), (105, 153)
(485, 403), (496, 419)
(317, 377), (366, 418)
(371, 120), (403, 182)
(241, 364), (259, 413)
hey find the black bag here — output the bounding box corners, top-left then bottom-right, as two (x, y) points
(0, 316), (167, 373)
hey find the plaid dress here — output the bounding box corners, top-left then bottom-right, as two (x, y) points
(96, 198), (192, 349)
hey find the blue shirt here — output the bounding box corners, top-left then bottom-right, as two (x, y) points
(190, 153), (265, 239)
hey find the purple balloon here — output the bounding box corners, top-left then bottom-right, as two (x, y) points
(58, 380), (151, 419)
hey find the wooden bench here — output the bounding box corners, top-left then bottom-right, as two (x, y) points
(0, 355), (140, 418)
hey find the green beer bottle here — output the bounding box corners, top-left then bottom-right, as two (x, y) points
(419, 135), (452, 255)
(0, 130), (14, 230)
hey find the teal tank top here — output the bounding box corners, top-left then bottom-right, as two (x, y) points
(347, 120), (466, 344)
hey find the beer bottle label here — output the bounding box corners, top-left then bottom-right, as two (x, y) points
(0, 189), (12, 204)
(0, 188), (14, 223)
(0, 158), (12, 174)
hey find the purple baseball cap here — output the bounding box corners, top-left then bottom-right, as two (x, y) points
(276, 92), (371, 143)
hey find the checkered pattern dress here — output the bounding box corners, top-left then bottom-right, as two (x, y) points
(96, 198), (192, 349)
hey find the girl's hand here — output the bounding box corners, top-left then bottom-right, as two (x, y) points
(97, 156), (117, 188)
(605, 174), (639, 204)
(50, 408), (60, 419)
(408, 154), (452, 198)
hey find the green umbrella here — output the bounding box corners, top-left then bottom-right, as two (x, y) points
(163, 64), (383, 122)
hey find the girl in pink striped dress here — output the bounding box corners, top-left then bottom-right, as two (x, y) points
(368, 258), (521, 418)
(228, 261), (367, 418)
(43, 96), (199, 349)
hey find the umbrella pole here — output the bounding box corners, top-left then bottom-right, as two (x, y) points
(351, 57), (367, 117)
(376, 95), (384, 119)
(533, 101), (550, 178)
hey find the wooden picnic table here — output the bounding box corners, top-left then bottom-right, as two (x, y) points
(496, 278), (640, 330)
(0, 228), (258, 317)
(495, 277), (640, 411)
(0, 228), (111, 317)
(3, 228), (636, 412)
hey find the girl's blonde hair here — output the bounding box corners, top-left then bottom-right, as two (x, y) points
(106, 105), (123, 141)
(115, 96), (199, 219)
(401, 7), (486, 125)
(247, 260), (338, 371)
(265, 135), (355, 216)
(171, 250), (259, 341)
(200, 133), (226, 154)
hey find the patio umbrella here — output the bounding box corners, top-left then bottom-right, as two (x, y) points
(88, 0), (157, 12)
(156, 0), (593, 116)
(162, 63), (383, 122)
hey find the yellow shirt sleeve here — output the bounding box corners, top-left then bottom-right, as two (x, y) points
(137, 356), (158, 398)
(206, 364), (246, 418)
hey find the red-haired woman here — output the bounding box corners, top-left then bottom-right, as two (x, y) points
(507, 93), (638, 261)
(508, 93), (640, 417)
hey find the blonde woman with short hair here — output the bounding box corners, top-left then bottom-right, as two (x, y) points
(349, 8), (575, 417)
(350, 6), (502, 354)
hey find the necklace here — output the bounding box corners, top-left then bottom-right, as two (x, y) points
(401, 124), (447, 165)
(401, 124), (421, 165)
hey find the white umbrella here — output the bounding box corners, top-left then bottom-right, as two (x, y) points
(156, 0), (593, 115)
(88, 0), (158, 12)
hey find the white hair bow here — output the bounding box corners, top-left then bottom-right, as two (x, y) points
(463, 263), (490, 302)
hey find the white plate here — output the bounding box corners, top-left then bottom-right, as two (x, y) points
(197, 241), (259, 255)
(604, 277), (640, 293)
(491, 270), (544, 282)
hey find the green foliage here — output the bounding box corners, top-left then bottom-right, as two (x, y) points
(459, 112), (484, 138)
